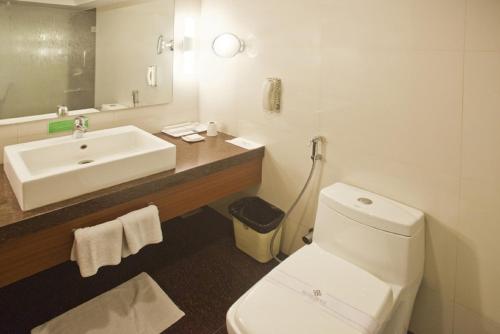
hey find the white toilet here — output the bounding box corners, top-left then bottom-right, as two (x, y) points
(226, 183), (425, 334)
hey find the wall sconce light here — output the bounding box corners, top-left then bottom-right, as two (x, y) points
(183, 17), (196, 52)
(212, 33), (245, 58)
(183, 17), (196, 76)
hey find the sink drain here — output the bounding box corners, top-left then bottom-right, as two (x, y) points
(78, 159), (94, 165)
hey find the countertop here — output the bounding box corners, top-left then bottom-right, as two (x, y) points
(0, 133), (264, 243)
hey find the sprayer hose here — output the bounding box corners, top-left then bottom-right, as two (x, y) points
(270, 158), (319, 263)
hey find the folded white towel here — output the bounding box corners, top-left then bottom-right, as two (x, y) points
(120, 205), (163, 257)
(70, 220), (123, 278)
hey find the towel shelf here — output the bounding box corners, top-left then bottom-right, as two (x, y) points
(0, 157), (262, 287)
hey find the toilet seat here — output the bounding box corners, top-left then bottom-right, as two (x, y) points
(228, 244), (394, 334)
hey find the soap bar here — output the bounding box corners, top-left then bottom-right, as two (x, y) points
(181, 134), (205, 143)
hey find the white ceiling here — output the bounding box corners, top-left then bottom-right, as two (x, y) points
(17, 0), (134, 9)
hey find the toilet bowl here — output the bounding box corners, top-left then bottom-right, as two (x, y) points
(227, 183), (425, 334)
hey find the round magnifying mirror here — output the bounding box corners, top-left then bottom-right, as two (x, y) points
(212, 33), (245, 58)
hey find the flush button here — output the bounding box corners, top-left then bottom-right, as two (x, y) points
(357, 197), (373, 205)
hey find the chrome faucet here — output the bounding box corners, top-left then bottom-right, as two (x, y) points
(57, 105), (69, 117)
(73, 116), (88, 139)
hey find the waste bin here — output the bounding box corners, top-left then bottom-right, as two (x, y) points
(229, 197), (285, 263)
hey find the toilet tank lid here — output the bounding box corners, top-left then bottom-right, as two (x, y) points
(320, 183), (425, 237)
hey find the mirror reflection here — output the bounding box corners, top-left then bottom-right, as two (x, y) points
(0, 0), (174, 121)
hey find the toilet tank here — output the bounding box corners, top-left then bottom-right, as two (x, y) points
(313, 183), (425, 287)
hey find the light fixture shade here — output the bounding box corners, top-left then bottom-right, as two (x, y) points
(212, 33), (245, 58)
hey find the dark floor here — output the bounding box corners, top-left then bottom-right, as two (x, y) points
(0, 207), (277, 334)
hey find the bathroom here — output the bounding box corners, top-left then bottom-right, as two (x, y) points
(0, 0), (499, 333)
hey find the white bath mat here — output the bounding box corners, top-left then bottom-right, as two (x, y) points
(31, 273), (184, 334)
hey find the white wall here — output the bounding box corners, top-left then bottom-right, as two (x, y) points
(198, 0), (500, 333)
(0, 0), (200, 164)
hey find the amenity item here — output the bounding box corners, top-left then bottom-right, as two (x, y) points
(181, 133), (205, 143)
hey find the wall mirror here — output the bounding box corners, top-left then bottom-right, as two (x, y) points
(0, 0), (175, 122)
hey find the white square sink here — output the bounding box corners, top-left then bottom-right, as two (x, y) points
(3, 125), (176, 211)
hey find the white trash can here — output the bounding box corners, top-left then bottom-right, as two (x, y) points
(229, 197), (284, 263)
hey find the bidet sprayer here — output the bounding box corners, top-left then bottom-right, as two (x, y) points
(271, 136), (325, 263)
(311, 136), (324, 161)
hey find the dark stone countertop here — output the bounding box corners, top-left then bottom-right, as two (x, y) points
(0, 133), (264, 243)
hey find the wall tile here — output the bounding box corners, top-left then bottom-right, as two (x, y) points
(319, 48), (464, 174)
(465, 0), (500, 51)
(85, 111), (116, 130)
(462, 52), (500, 182)
(320, 0), (466, 51)
(454, 303), (500, 334)
(456, 180), (500, 324)
(409, 284), (454, 334)
(457, 51), (500, 324)
(17, 119), (52, 140)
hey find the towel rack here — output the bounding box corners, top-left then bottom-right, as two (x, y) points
(71, 203), (156, 232)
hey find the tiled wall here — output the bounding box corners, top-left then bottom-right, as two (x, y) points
(0, 0), (200, 163)
(198, 0), (500, 333)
